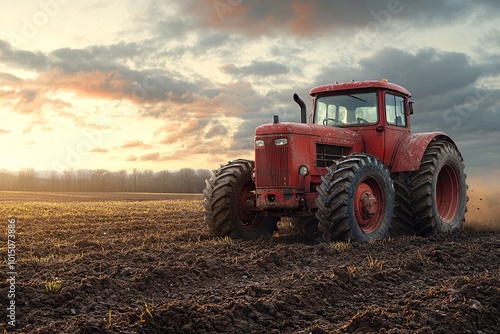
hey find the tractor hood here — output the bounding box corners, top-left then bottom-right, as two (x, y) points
(253, 122), (363, 196)
(255, 122), (362, 147)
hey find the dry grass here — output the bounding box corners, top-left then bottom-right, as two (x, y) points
(367, 255), (384, 270)
(0, 192), (206, 293)
(0, 191), (498, 333)
(329, 241), (350, 251)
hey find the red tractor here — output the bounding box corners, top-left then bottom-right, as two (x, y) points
(203, 80), (468, 242)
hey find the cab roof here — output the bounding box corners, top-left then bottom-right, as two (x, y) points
(309, 80), (412, 98)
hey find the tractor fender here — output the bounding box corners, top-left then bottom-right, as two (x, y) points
(391, 132), (456, 172)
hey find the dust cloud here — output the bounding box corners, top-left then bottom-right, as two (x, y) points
(465, 178), (500, 231)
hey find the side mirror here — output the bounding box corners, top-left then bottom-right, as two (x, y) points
(409, 101), (414, 115)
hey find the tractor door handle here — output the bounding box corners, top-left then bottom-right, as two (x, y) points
(376, 126), (384, 132)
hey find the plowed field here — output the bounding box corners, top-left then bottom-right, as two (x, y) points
(0, 190), (499, 333)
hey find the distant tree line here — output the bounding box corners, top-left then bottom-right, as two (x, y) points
(0, 168), (213, 193)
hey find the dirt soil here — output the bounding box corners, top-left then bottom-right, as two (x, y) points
(0, 191), (499, 333)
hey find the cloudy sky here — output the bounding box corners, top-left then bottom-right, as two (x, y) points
(0, 0), (499, 181)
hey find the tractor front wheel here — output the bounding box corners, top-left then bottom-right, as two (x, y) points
(315, 154), (395, 243)
(203, 159), (278, 240)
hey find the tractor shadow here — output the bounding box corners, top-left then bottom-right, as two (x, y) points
(271, 219), (324, 246)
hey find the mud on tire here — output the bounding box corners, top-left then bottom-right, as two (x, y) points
(390, 172), (414, 237)
(203, 159), (278, 240)
(409, 140), (467, 236)
(315, 154), (395, 243)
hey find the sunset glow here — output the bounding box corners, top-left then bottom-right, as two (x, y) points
(0, 1), (499, 180)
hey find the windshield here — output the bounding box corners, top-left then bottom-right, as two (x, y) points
(314, 92), (378, 126)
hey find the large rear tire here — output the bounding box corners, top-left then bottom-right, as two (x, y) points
(390, 172), (414, 237)
(409, 141), (467, 236)
(315, 154), (395, 243)
(203, 159), (278, 240)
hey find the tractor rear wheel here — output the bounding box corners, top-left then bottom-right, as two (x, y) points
(315, 154), (395, 243)
(203, 159), (278, 240)
(409, 141), (467, 236)
(390, 172), (414, 237)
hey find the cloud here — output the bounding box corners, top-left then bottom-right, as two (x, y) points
(478, 28), (500, 49)
(89, 148), (108, 153)
(220, 60), (290, 78)
(135, 151), (188, 162)
(5, 88), (71, 116)
(0, 39), (289, 142)
(315, 47), (483, 98)
(0, 72), (22, 83)
(1, 1), (499, 177)
(0, 39), (205, 107)
(37, 69), (131, 100)
(120, 140), (153, 149)
(158, 118), (211, 145)
(179, 0), (500, 37)
(0, 40), (49, 71)
(205, 120), (228, 139)
(195, 32), (232, 51)
(140, 152), (161, 161)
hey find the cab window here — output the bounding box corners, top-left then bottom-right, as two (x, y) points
(314, 92), (378, 127)
(385, 93), (406, 127)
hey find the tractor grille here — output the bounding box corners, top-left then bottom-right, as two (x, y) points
(255, 138), (289, 188)
(316, 144), (349, 167)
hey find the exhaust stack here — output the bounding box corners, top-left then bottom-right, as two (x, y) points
(293, 93), (307, 124)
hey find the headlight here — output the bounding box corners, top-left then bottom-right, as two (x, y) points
(275, 138), (288, 146)
(299, 165), (310, 176)
(255, 140), (265, 147)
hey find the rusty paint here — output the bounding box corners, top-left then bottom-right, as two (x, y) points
(309, 80), (411, 97)
(391, 132), (454, 172)
(254, 122), (363, 210)
(256, 123), (363, 155)
(252, 80), (457, 217)
(256, 189), (302, 211)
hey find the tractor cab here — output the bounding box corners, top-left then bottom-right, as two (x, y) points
(310, 80), (412, 165)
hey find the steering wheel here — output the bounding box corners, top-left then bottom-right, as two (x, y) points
(323, 118), (346, 126)
(357, 117), (369, 124)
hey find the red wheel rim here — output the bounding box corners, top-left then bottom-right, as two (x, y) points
(237, 180), (260, 231)
(436, 163), (460, 222)
(354, 178), (384, 233)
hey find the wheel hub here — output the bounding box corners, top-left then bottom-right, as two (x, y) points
(360, 191), (378, 219)
(238, 181), (260, 228)
(357, 183), (378, 220)
(354, 181), (383, 232)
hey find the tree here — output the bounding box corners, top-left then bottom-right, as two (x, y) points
(3, 167), (212, 193)
(18, 168), (36, 191)
(63, 169), (74, 191)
